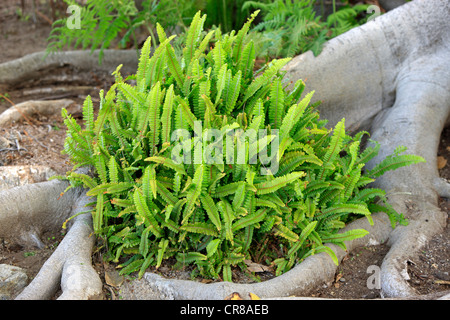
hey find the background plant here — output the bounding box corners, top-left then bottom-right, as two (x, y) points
(59, 11), (422, 281)
(46, 0), (198, 63)
(243, 0), (372, 58)
(46, 0), (375, 64)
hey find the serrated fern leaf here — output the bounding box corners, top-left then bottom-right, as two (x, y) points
(177, 252), (207, 264)
(200, 194), (222, 231)
(242, 58), (291, 104)
(268, 78), (284, 129)
(287, 220), (317, 257)
(82, 95), (94, 131)
(279, 91), (314, 141)
(133, 189), (163, 238)
(181, 222), (218, 237)
(319, 118), (345, 180)
(161, 84), (174, 145)
(136, 36), (152, 92)
(368, 153), (425, 178)
(274, 223), (299, 242)
(94, 86), (116, 139)
(352, 188), (386, 202)
(184, 11), (206, 66)
(255, 172), (305, 195)
(237, 40), (255, 79)
(321, 229), (369, 244)
(165, 43), (184, 87)
(232, 208), (267, 232)
(145, 156), (186, 175)
(225, 70), (242, 114)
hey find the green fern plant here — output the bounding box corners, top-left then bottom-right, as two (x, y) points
(244, 0), (371, 58)
(60, 11), (423, 281)
(47, 0), (196, 63)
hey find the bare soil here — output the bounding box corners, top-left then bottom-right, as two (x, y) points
(0, 0), (448, 300)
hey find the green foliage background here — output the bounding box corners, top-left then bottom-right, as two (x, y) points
(47, 0), (375, 63)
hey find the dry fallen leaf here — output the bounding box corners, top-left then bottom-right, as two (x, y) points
(105, 269), (124, 287)
(437, 156), (447, 169)
(225, 292), (243, 300)
(244, 259), (272, 273)
(249, 292), (260, 300)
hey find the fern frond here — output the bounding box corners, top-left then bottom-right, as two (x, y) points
(94, 85), (117, 138)
(355, 140), (380, 166)
(279, 91), (314, 141)
(218, 200), (235, 243)
(287, 220), (317, 257)
(156, 180), (178, 206)
(136, 36), (152, 92)
(319, 118), (345, 180)
(277, 151), (322, 176)
(161, 84), (174, 145)
(165, 43), (184, 87)
(321, 229), (369, 245)
(224, 70), (242, 114)
(133, 189), (163, 238)
(182, 164), (204, 224)
(193, 30), (215, 61)
(82, 95), (94, 131)
(212, 40), (226, 78)
(145, 156), (186, 175)
(237, 40), (256, 79)
(255, 172), (305, 195)
(181, 222), (218, 237)
(367, 153), (425, 178)
(273, 223), (299, 242)
(268, 78), (284, 129)
(242, 58), (291, 104)
(232, 208), (267, 232)
(200, 194), (222, 231)
(341, 164), (363, 200)
(233, 10), (259, 63)
(352, 188), (386, 202)
(175, 96), (197, 129)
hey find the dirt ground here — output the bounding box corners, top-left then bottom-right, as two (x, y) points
(0, 0), (448, 300)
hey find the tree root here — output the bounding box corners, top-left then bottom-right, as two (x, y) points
(0, 49), (138, 86)
(14, 190), (103, 300)
(0, 99), (74, 127)
(0, 176), (103, 300)
(283, 0), (450, 299)
(0, 165), (56, 191)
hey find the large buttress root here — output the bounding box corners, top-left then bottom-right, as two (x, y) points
(0, 49), (138, 87)
(283, 0), (450, 298)
(0, 179), (103, 300)
(15, 190), (103, 300)
(367, 57), (450, 297)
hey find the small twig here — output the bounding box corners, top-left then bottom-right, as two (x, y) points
(14, 139), (22, 155)
(23, 130), (49, 150)
(0, 147), (28, 153)
(34, 9), (53, 26)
